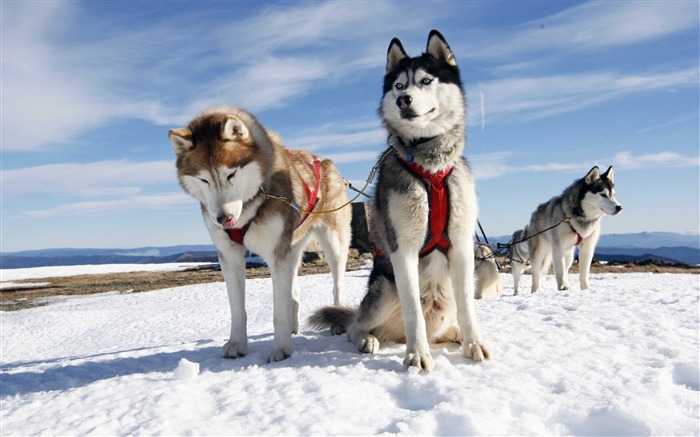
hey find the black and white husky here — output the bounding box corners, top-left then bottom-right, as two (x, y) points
(528, 166), (622, 293)
(311, 30), (489, 371)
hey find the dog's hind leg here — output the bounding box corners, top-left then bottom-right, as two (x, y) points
(512, 261), (526, 295)
(349, 274), (404, 356)
(314, 222), (350, 307)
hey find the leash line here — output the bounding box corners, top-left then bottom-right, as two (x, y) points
(476, 217), (572, 263)
(262, 147), (393, 215)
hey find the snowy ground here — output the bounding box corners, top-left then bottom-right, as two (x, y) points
(1, 264), (698, 435)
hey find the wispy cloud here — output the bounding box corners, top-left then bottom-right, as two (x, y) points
(632, 114), (700, 135)
(612, 151), (700, 170)
(469, 0), (699, 60)
(23, 194), (192, 218)
(471, 150), (699, 180)
(470, 68), (699, 124)
(1, 160), (174, 199)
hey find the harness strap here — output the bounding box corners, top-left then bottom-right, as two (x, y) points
(299, 157), (321, 225)
(400, 160), (453, 257)
(227, 151), (321, 247)
(227, 223), (250, 246)
(568, 222), (583, 246)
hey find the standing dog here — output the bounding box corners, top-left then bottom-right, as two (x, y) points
(170, 106), (351, 362)
(528, 166), (622, 293)
(310, 30), (489, 371)
(508, 225), (530, 295)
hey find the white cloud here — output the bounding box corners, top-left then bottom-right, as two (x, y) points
(612, 151), (700, 170)
(470, 68), (699, 124)
(470, 150), (699, 180)
(469, 0), (699, 59)
(22, 193), (192, 218)
(1, 160), (175, 199)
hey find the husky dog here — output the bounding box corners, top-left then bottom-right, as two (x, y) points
(474, 243), (502, 299)
(310, 30), (489, 371)
(529, 166), (622, 293)
(508, 225), (530, 295)
(169, 106), (351, 362)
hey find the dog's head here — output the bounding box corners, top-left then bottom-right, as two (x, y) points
(581, 166), (623, 217)
(380, 30), (465, 140)
(169, 106), (274, 230)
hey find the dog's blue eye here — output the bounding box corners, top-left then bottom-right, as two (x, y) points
(199, 178), (210, 185)
(421, 78), (433, 85)
(227, 171), (237, 181)
(395, 83), (404, 90)
(600, 193), (608, 198)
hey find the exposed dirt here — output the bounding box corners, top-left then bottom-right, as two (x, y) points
(0, 250), (372, 311)
(1, 250), (696, 312)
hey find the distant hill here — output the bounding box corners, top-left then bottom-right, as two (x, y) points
(2, 232), (698, 269)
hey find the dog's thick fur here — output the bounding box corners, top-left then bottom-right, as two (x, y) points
(528, 166), (622, 293)
(310, 30), (489, 371)
(475, 243), (502, 299)
(508, 225), (530, 295)
(169, 106), (351, 362)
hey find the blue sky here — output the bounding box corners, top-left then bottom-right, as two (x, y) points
(2, 0), (698, 252)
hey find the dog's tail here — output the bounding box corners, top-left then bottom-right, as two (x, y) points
(307, 306), (356, 333)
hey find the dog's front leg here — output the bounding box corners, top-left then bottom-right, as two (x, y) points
(206, 217), (249, 359)
(390, 249), (433, 371)
(450, 243), (490, 362)
(551, 241), (571, 291)
(268, 255), (294, 362)
(578, 226), (600, 290)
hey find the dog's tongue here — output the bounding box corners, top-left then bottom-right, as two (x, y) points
(223, 217), (238, 229)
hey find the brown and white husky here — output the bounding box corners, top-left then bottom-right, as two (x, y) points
(169, 105), (351, 363)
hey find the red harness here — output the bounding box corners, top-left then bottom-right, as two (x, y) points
(403, 161), (453, 257)
(227, 152), (321, 247)
(568, 223), (583, 246)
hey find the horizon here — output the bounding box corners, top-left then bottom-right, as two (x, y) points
(2, 1), (699, 252)
(3, 230), (698, 254)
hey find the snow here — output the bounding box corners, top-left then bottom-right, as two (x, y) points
(0, 262), (212, 281)
(1, 264), (698, 435)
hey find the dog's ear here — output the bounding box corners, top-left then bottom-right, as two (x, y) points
(222, 115), (250, 142)
(426, 30), (456, 66)
(169, 128), (194, 155)
(386, 37), (408, 73)
(601, 166), (615, 184)
(584, 166), (601, 185)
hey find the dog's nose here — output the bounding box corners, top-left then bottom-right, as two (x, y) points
(396, 95), (412, 109)
(615, 205), (623, 214)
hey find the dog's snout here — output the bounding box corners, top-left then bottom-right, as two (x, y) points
(396, 95), (412, 109)
(217, 212), (237, 228)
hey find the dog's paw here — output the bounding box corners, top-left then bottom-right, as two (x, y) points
(464, 342), (491, 362)
(356, 334), (380, 354)
(268, 347), (292, 363)
(222, 340), (248, 358)
(404, 351), (435, 372)
(330, 325), (346, 335)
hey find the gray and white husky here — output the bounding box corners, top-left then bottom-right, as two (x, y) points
(528, 166), (622, 293)
(169, 106), (351, 363)
(310, 30), (489, 371)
